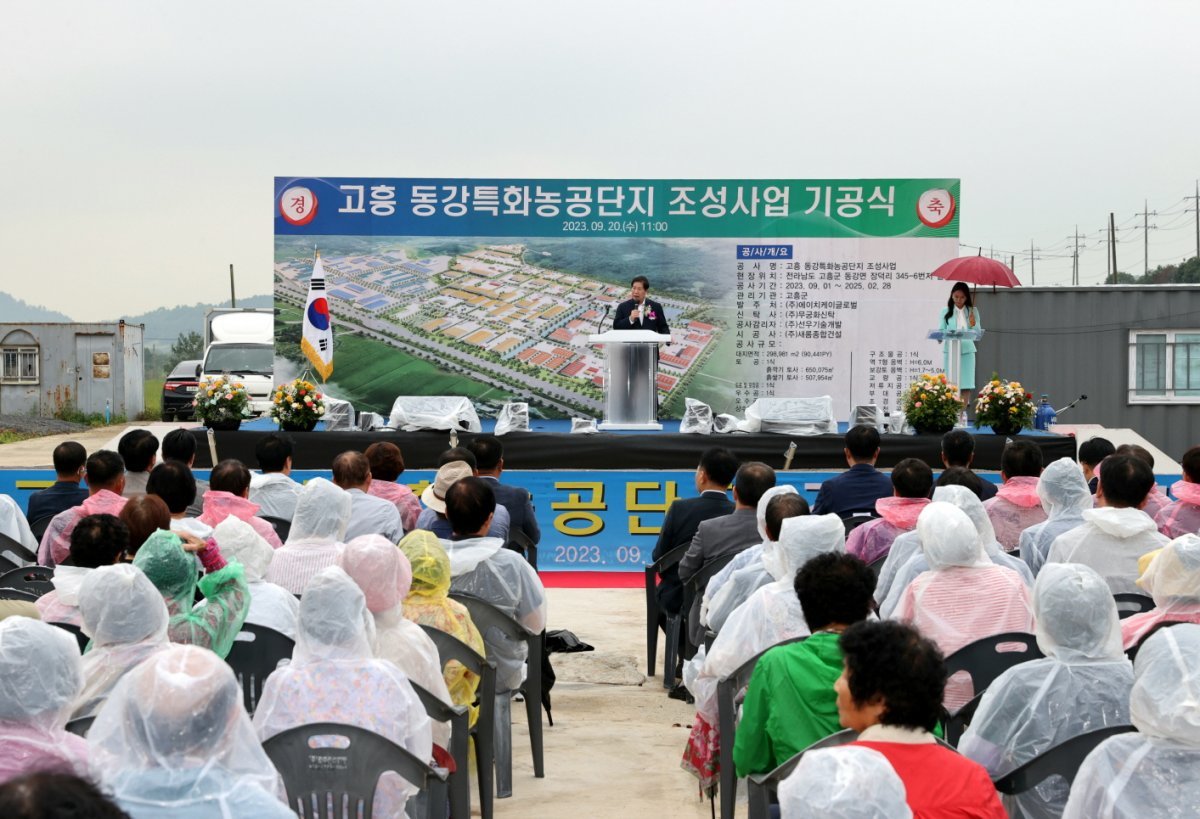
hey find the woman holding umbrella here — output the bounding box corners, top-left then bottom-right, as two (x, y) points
(938, 281), (982, 408)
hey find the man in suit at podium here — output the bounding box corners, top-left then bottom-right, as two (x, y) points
(613, 275), (670, 333)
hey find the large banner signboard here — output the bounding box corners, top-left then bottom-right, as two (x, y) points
(274, 177), (960, 420)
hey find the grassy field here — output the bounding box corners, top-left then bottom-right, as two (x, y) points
(143, 379), (163, 420)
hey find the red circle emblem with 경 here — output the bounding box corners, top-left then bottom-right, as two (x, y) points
(917, 189), (956, 229)
(280, 186), (318, 226)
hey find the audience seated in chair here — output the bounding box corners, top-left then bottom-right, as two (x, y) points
(89, 644), (293, 818)
(265, 477), (352, 595)
(73, 563), (170, 720)
(1047, 453), (1168, 594)
(248, 432), (302, 522)
(679, 462), (776, 647)
(441, 477), (546, 693)
(778, 745), (912, 818)
(418, 457), (511, 540)
(196, 459), (283, 549)
(133, 530), (249, 658)
(161, 428), (208, 519)
(37, 513), (129, 627)
(39, 450), (127, 569)
(1077, 436), (1115, 496)
(469, 435), (541, 549)
(0, 771), (129, 819)
(0, 618), (89, 785)
(24, 441), (88, 529)
(846, 457), (932, 565)
(959, 563), (1134, 818)
(682, 514), (845, 788)
(1017, 458), (1092, 577)
(1063, 624), (1200, 818)
(147, 460), (210, 540)
(811, 424), (893, 517)
(201, 517), (298, 640)
(1156, 445), (1200, 539)
(839, 620), (1006, 817)
(1121, 534), (1200, 650)
(893, 502), (1034, 710)
(1117, 443), (1168, 520)
(118, 495), (170, 558)
(333, 450), (403, 543)
(116, 429), (157, 500)
(0, 494), (38, 559)
(365, 441), (421, 532)
(339, 533), (455, 749)
(733, 552), (876, 778)
(939, 429), (997, 500)
(984, 439), (1047, 552)
(253, 567), (432, 818)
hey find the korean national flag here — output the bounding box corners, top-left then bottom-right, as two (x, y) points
(301, 253), (334, 381)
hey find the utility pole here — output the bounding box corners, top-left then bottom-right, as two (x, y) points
(1109, 213), (1118, 284)
(1073, 226), (1081, 285)
(229, 264), (237, 307)
(1029, 240), (1037, 285)
(1188, 181), (1200, 260)
(1137, 200), (1158, 277)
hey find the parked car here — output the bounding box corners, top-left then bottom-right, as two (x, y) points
(161, 359), (202, 421)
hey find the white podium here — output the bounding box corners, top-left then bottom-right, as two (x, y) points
(588, 330), (672, 430)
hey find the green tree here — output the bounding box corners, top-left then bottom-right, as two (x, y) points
(170, 331), (205, 362)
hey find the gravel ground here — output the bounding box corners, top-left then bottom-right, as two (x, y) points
(0, 414), (91, 436)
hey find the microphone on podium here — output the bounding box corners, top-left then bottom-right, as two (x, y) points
(597, 305), (611, 334)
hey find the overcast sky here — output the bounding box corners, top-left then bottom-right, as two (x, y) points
(2, 0), (1197, 320)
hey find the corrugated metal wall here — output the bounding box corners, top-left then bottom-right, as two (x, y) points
(974, 285), (1200, 459)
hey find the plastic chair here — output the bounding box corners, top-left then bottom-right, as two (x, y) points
(842, 512), (877, 537)
(747, 728), (859, 819)
(29, 516), (53, 544)
(421, 623), (497, 819)
(262, 722), (449, 819)
(716, 635), (808, 819)
(1126, 620), (1190, 663)
(0, 553), (17, 574)
(944, 632), (1043, 704)
(1113, 592), (1156, 620)
(866, 553), (888, 579)
(0, 565), (53, 598)
(410, 681), (470, 819)
(0, 587), (37, 602)
(224, 624), (295, 716)
(993, 724), (1137, 794)
(258, 515), (291, 542)
(682, 552), (739, 658)
(449, 593), (545, 798)
(0, 532), (36, 567)
(505, 529), (538, 571)
(65, 716), (95, 737)
(48, 620), (90, 653)
(944, 690), (986, 746)
(644, 542), (688, 681)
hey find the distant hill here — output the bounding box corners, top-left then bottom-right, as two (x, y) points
(117, 294), (274, 347)
(0, 292), (73, 322)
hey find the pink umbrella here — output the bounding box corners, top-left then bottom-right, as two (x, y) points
(931, 251), (1022, 289)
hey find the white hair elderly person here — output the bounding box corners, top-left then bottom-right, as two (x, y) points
(959, 563), (1133, 818)
(682, 514), (844, 790)
(893, 502), (1034, 710)
(879, 483), (1032, 619)
(206, 517), (298, 640)
(778, 745), (912, 819)
(338, 534), (454, 754)
(264, 477), (352, 595)
(702, 485), (802, 634)
(0, 618), (88, 784)
(88, 644), (291, 818)
(73, 564), (171, 720)
(1063, 624), (1200, 818)
(1122, 534), (1200, 650)
(253, 566), (432, 817)
(1017, 457), (1093, 577)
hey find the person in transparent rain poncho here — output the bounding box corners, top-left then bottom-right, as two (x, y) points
(400, 530), (486, 726)
(1121, 533), (1200, 649)
(958, 563), (1133, 818)
(264, 477), (352, 595)
(254, 566), (432, 817)
(0, 618), (89, 784)
(88, 644), (292, 819)
(892, 502), (1034, 711)
(200, 517), (298, 640)
(681, 514), (845, 789)
(73, 564), (171, 720)
(1155, 445), (1200, 538)
(132, 529), (249, 659)
(1063, 624), (1200, 818)
(339, 534), (455, 751)
(777, 746), (912, 819)
(702, 485), (802, 635)
(878, 483), (1033, 619)
(1017, 457), (1092, 577)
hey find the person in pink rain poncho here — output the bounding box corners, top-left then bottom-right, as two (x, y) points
(38, 450), (128, 568)
(196, 459), (283, 549)
(846, 458), (932, 565)
(1156, 446), (1200, 539)
(983, 440), (1047, 552)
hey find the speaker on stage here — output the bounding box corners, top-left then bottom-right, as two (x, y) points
(739, 396), (836, 436)
(387, 396), (482, 433)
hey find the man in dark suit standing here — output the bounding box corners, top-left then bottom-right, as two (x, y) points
(26, 441), (89, 526)
(468, 435), (540, 553)
(812, 425), (894, 517)
(678, 461), (776, 647)
(613, 275), (670, 334)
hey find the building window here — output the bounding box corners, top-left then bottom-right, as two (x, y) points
(1129, 330), (1200, 403)
(1, 346), (39, 385)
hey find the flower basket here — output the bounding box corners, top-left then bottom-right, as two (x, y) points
(193, 377), (252, 429)
(975, 377), (1036, 435)
(270, 379), (326, 431)
(900, 373), (964, 436)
